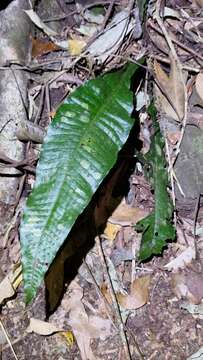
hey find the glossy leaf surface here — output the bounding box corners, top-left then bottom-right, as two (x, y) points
(135, 104), (175, 260)
(20, 62), (141, 303)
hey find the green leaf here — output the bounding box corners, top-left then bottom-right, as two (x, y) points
(20, 62), (142, 303)
(135, 104), (175, 261)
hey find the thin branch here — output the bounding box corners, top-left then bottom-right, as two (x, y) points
(96, 236), (133, 360)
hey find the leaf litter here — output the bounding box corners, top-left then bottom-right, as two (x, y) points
(1, 0), (203, 359)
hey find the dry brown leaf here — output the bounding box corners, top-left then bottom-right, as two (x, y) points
(154, 57), (185, 121)
(32, 38), (60, 58)
(108, 199), (148, 226)
(117, 275), (151, 310)
(26, 318), (62, 335)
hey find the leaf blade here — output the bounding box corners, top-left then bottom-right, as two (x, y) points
(20, 62), (142, 302)
(135, 103), (175, 260)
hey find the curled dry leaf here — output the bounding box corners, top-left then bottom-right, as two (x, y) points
(26, 318), (63, 335)
(117, 275), (151, 310)
(154, 57), (185, 121)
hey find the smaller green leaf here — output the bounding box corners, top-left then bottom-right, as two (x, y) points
(135, 104), (175, 261)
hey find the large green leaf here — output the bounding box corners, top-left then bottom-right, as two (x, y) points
(135, 104), (175, 260)
(20, 62), (141, 303)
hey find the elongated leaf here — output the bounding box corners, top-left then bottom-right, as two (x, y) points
(20, 62), (141, 303)
(135, 104), (175, 260)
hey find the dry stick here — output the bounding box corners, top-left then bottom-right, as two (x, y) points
(193, 193), (201, 237)
(96, 236), (132, 360)
(0, 320), (19, 360)
(34, 85), (45, 125)
(45, 84), (52, 124)
(150, 54), (200, 73)
(83, 260), (118, 331)
(101, 0), (116, 31)
(148, 20), (203, 64)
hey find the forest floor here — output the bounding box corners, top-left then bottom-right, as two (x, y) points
(0, 0), (203, 359)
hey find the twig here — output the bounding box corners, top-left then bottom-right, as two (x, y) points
(0, 118), (13, 135)
(149, 54), (200, 73)
(148, 20), (203, 64)
(45, 84), (52, 124)
(34, 85), (45, 125)
(0, 320), (19, 360)
(44, 1), (121, 22)
(193, 193), (201, 237)
(95, 236), (132, 360)
(82, 259), (117, 331)
(101, 0), (116, 31)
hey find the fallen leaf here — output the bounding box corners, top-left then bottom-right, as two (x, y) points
(88, 9), (135, 62)
(117, 275), (151, 310)
(181, 301), (203, 319)
(154, 56), (185, 121)
(26, 318), (63, 335)
(108, 199), (148, 226)
(0, 276), (15, 305)
(187, 346), (203, 360)
(103, 222), (121, 241)
(195, 72), (203, 106)
(61, 331), (74, 346)
(0, 265), (22, 304)
(62, 280), (113, 360)
(163, 7), (180, 18)
(32, 38), (60, 57)
(164, 246), (196, 271)
(24, 10), (58, 36)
